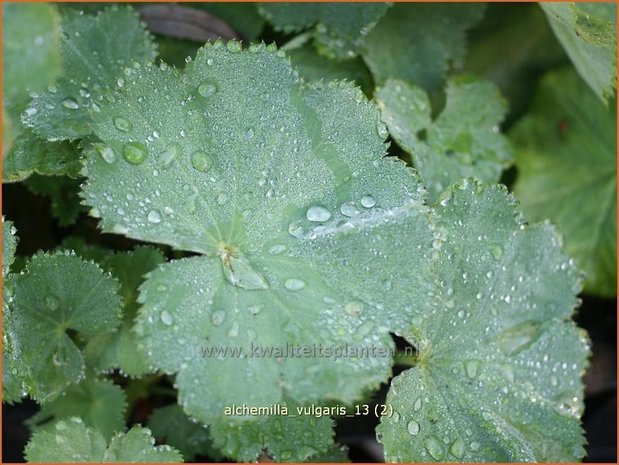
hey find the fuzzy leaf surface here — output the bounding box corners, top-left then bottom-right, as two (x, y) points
(541, 3), (616, 102)
(376, 78), (512, 201)
(7, 252), (122, 402)
(25, 418), (181, 463)
(27, 378), (127, 440)
(377, 180), (588, 462)
(23, 6), (157, 141)
(81, 42), (423, 423)
(259, 3), (389, 59)
(512, 68), (616, 297)
(362, 4), (485, 90)
(2, 217), (17, 277)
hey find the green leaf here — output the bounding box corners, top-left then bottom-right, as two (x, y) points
(25, 175), (86, 226)
(287, 45), (372, 95)
(25, 417), (182, 463)
(259, 3), (390, 59)
(85, 247), (165, 377)
(210, 400), (334, 462)
(376, 77), (513, 201)
(81, 41), (423, 424)
(512, 68), (616, 297)
(148, 404), (223, 461)
(23, 6), (157, 141)
(2, 3), (62, 116)
(306, 444), (350, 462)
(2, 217), (18, 277)
(376, 180), (589, 462)
(541, 2), (616, 102)
(27, 377), (127, 440)
(362, 4), (486, 90)
(3, 104), (15, 158)
(198, 3), (265, 41)
(3, 131), (82, 182)
(7, 251), (122, 402)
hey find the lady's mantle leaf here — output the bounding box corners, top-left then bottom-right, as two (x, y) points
(258, 3), (389, 60)
(376, 77), (513, 201)
(25, 417), (182, 463)
(82, 42), (424, 423)
(23, 6), (157, 141)
(2, 217), (18, 277)
(7, 251), (122, 402)
(362, 4), (485, 90)
(27, 377), (127, 440)
(512, 68), (616, 297)
(377, 180), (589, 462)
(541, 3), (616, 103)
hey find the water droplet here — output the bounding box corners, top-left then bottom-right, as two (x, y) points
(244, 128), (255, 140)
(191, 150), (213, 172)
(228, 322), (239, 338)
(490, 245), (503, 261)
(61, 98), (79, 109)
(340, 202), (359, 217)
(160, 143), (181, 168)
(55, 420), (67, 431)
(95, 144), (116, 163)
(425, 437), (444, 460)
(147, 210), (162, 224)
(306, 205), (331, 222)
(450, 438), (465, 458)
(117, 77), (125, 87)
(248, 305), (263, 315)
(227, 41), (241, 52)
(122, 142), (148, 164)
(217, 193), (228, 205)
(361, 195), (376, 208)
(344, 300), (364, 316)
(464, 360), (480, 378)
(113, 117), (132, 132)
(160, 310), (174, 325)
(212, 310), (226, 326)
(268, 244), (286, 255)
(197, 81), (217, 98)
(284, 278), (305, 291)
(45, 295), (59, 311)
(470, 441), (481, 451)
(288, 220), (304, 238)
(413, 397), (422, 411)
(498, 321), (542, 356)
(376, 120), (389, 139)
(407, 420), (420, 436)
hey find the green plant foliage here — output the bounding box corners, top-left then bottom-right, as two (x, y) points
(377, 180), (589, 462)
(198, 3), (265, 41)
(148, 404), (223, 461)
(512, 68), (617, 297)
(2, 217), (17, 277)
(541, 3), (617, 103)
(81, 41), (422, 423)
(23, 6), (157, 141)
(362, 4), (486, 90)
(25, 175), (86, 226)
(376, 77), (512, 201)
(259, 3), (390, 60)
(6, 251), (122, 402)
(210, 400), (334, 462)
(27, 378), (127, 440)
(25, 417), (182, 463)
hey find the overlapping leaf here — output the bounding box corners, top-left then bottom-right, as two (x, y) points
(25, 175), (86, 226)
(362, 4), (485, 90)
(25, 417), (182, 463)
(81, 41), (423, 424)
(27, 377), (127, 440)
(2, 217), (17, 277)
(7, 251), (122, 402)
(374, 180), (588, 461)
(23, 6), (157, 141)
(259, 3), (390, 59)
(376, 77), (513, 201)
(541, 3), (616, 103)
(512, 68), (616, 297)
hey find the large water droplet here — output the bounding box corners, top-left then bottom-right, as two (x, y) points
(424, 437), (444, 460)
(306, 205), (331, 222)
(113, 117), (132, 132)
(61, 98), (79, 109)
(212, 310), (226, 326)
(344, 300), (364, 316)
(407, 420), (420, 436)
(340, 202), (359, 217)
(122, 142), (148, 164)
(498, 321), (542, 356)
(160, 143), (181, 169)
(191, 150), (213, 172)
(45, 295), (59, 311)
(361, 195), (376, 208)
(160, 310), (174, 325)
(197, 81), (217, 98)
(148, 210), (162, 224)
(470, 441), (481, 451)
(284, 278), (305, 291)
(95, 144), (116, 163)
(413, 397), (422, 411)
(450, 438), (465, 458)
(464, 360), (480, 379)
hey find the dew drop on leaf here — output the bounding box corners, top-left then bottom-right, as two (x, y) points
(197, 81), (217, 98)
(344, 300), (364, 316)
(407, 420), (420, 436)
(159, 143), (181, 169)
(450, 438), (465, 458)
(268, 244), (286, 255)
(306, 205), (332, 222)
(148, 210), (162, 224)
(122, 142), (148, 164)
(361, 195), (376, 208)
(95, 144), (116, 163)
(424, 437), (444, 460)
(490, 245), (503, 261)
(470, 441), (481, 451)
(464, 359), (480, 378)
(61, 97), (79, 109)
(190, 150), (213, 172)
(113, 117), (132, 132)
(211, 310), (226, 326)
(413, 397), (422, 411)
(340, 202), (359, 217)
(284, 278), (305, 291)
(160, 310), (174, 326)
